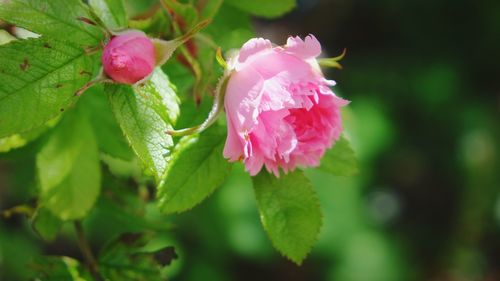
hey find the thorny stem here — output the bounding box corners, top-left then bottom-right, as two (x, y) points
(74, 67), (113, 97)
(166, 73), (230, 136)
(160, 0), (206, 102)
(74, 221), (103, 281)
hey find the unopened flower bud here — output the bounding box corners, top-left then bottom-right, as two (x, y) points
(102, 30), (155, 84)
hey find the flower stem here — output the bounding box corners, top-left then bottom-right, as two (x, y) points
(166, 74), (230, 136)
(74, 221), (103, 281)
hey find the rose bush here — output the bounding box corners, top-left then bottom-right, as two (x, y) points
(223, 35), (349, 176)
(0, 0), (358, 277)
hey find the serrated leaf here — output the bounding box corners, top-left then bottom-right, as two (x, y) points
(0, 37), (97, 138)
(107, 69), (178, 182)
(136, 68), (180, 125)
(224, 0), (296, 18)
(157, 126), (231, 214)
(253, 170), (322, 265)
(319, 135), (359, 176)
(36, 109), (101, 220)
(89, 0), (128, 30)
(0, 0), (103, 45)
(31, 207), (63, 242)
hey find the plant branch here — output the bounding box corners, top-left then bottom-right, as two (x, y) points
(74, 221), (103, 281)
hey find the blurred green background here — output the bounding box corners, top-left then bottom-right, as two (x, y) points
(1, 0), (500, 280)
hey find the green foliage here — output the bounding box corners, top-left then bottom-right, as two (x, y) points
(0, 223), (41, 280)
(107, 69), (178, 182)
(0, 0), (361, 279)
(0, 122), (51, 153)
(31, 207), (63, 241)
(80, 87), (134, 160)
(162, 0), (199, 28)
(0, 0), (103, 45)
(157, 126), (231, 214)
(89, 0), (128, 30)
(224, 0), (296, 18)
(36, 109), (101, 220)
(319, 135), (359, 176)
(253, 171), (323, 264)
(129, 8), (171, 38)
(199, 0), (223, 20)
(138, 68), (180, 125)
(206, 4), (254, 50)
(99, 233), (176, 281)
(0, 38), (97, 137)
(30, 256), (90, 280)
(0, 134), (30, 152)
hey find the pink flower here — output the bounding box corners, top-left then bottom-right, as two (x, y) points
(102, 30), (156, 84)
(223, 35), (349, 176)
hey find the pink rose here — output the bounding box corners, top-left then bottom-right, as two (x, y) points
(223, 35), (349, 176)
(102, 30), (156, 84)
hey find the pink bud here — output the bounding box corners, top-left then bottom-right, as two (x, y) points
(102, 30), (156, 85)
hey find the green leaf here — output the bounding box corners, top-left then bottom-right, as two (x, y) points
(100, 154), (141, 179)
(0, 134), (29, 152)
(0, 0), (103, 45)
(31, 207), (63, 242)
(89, 0), (128, 30)
(319, 135), (359, 176)
(0, 116), (59, 153)
(107, 69), (179, 182)
(224, 0), (296, 18)
(0, 223), (40, 280)
(99, 232), (177, 281)
(253, 170), (322, 264)
(157, 126), (231, 214)
(129, 7), (171, 38)
(29, 256), (90, 280)
(88, 198), (171, 235)
(199, 0), (223, 20)
(137, 68), (180, 125)
(161, 59), (196, 99)
(205, 4), (254, 50)
(80, 86), (134, 160)
(123, 0), (157, 18)
(36, 109), (101, 220)
(161, 0), (199, 28)
(0, 37), (97, 138)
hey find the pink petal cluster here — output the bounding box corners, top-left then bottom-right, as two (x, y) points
(223, 35), (349, 176)
(102, 30), (156, 84)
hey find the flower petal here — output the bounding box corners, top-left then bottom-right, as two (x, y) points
(285, 34), (322, 59)
(237, 38), (273, 64)
(224, 65), (264, 131)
